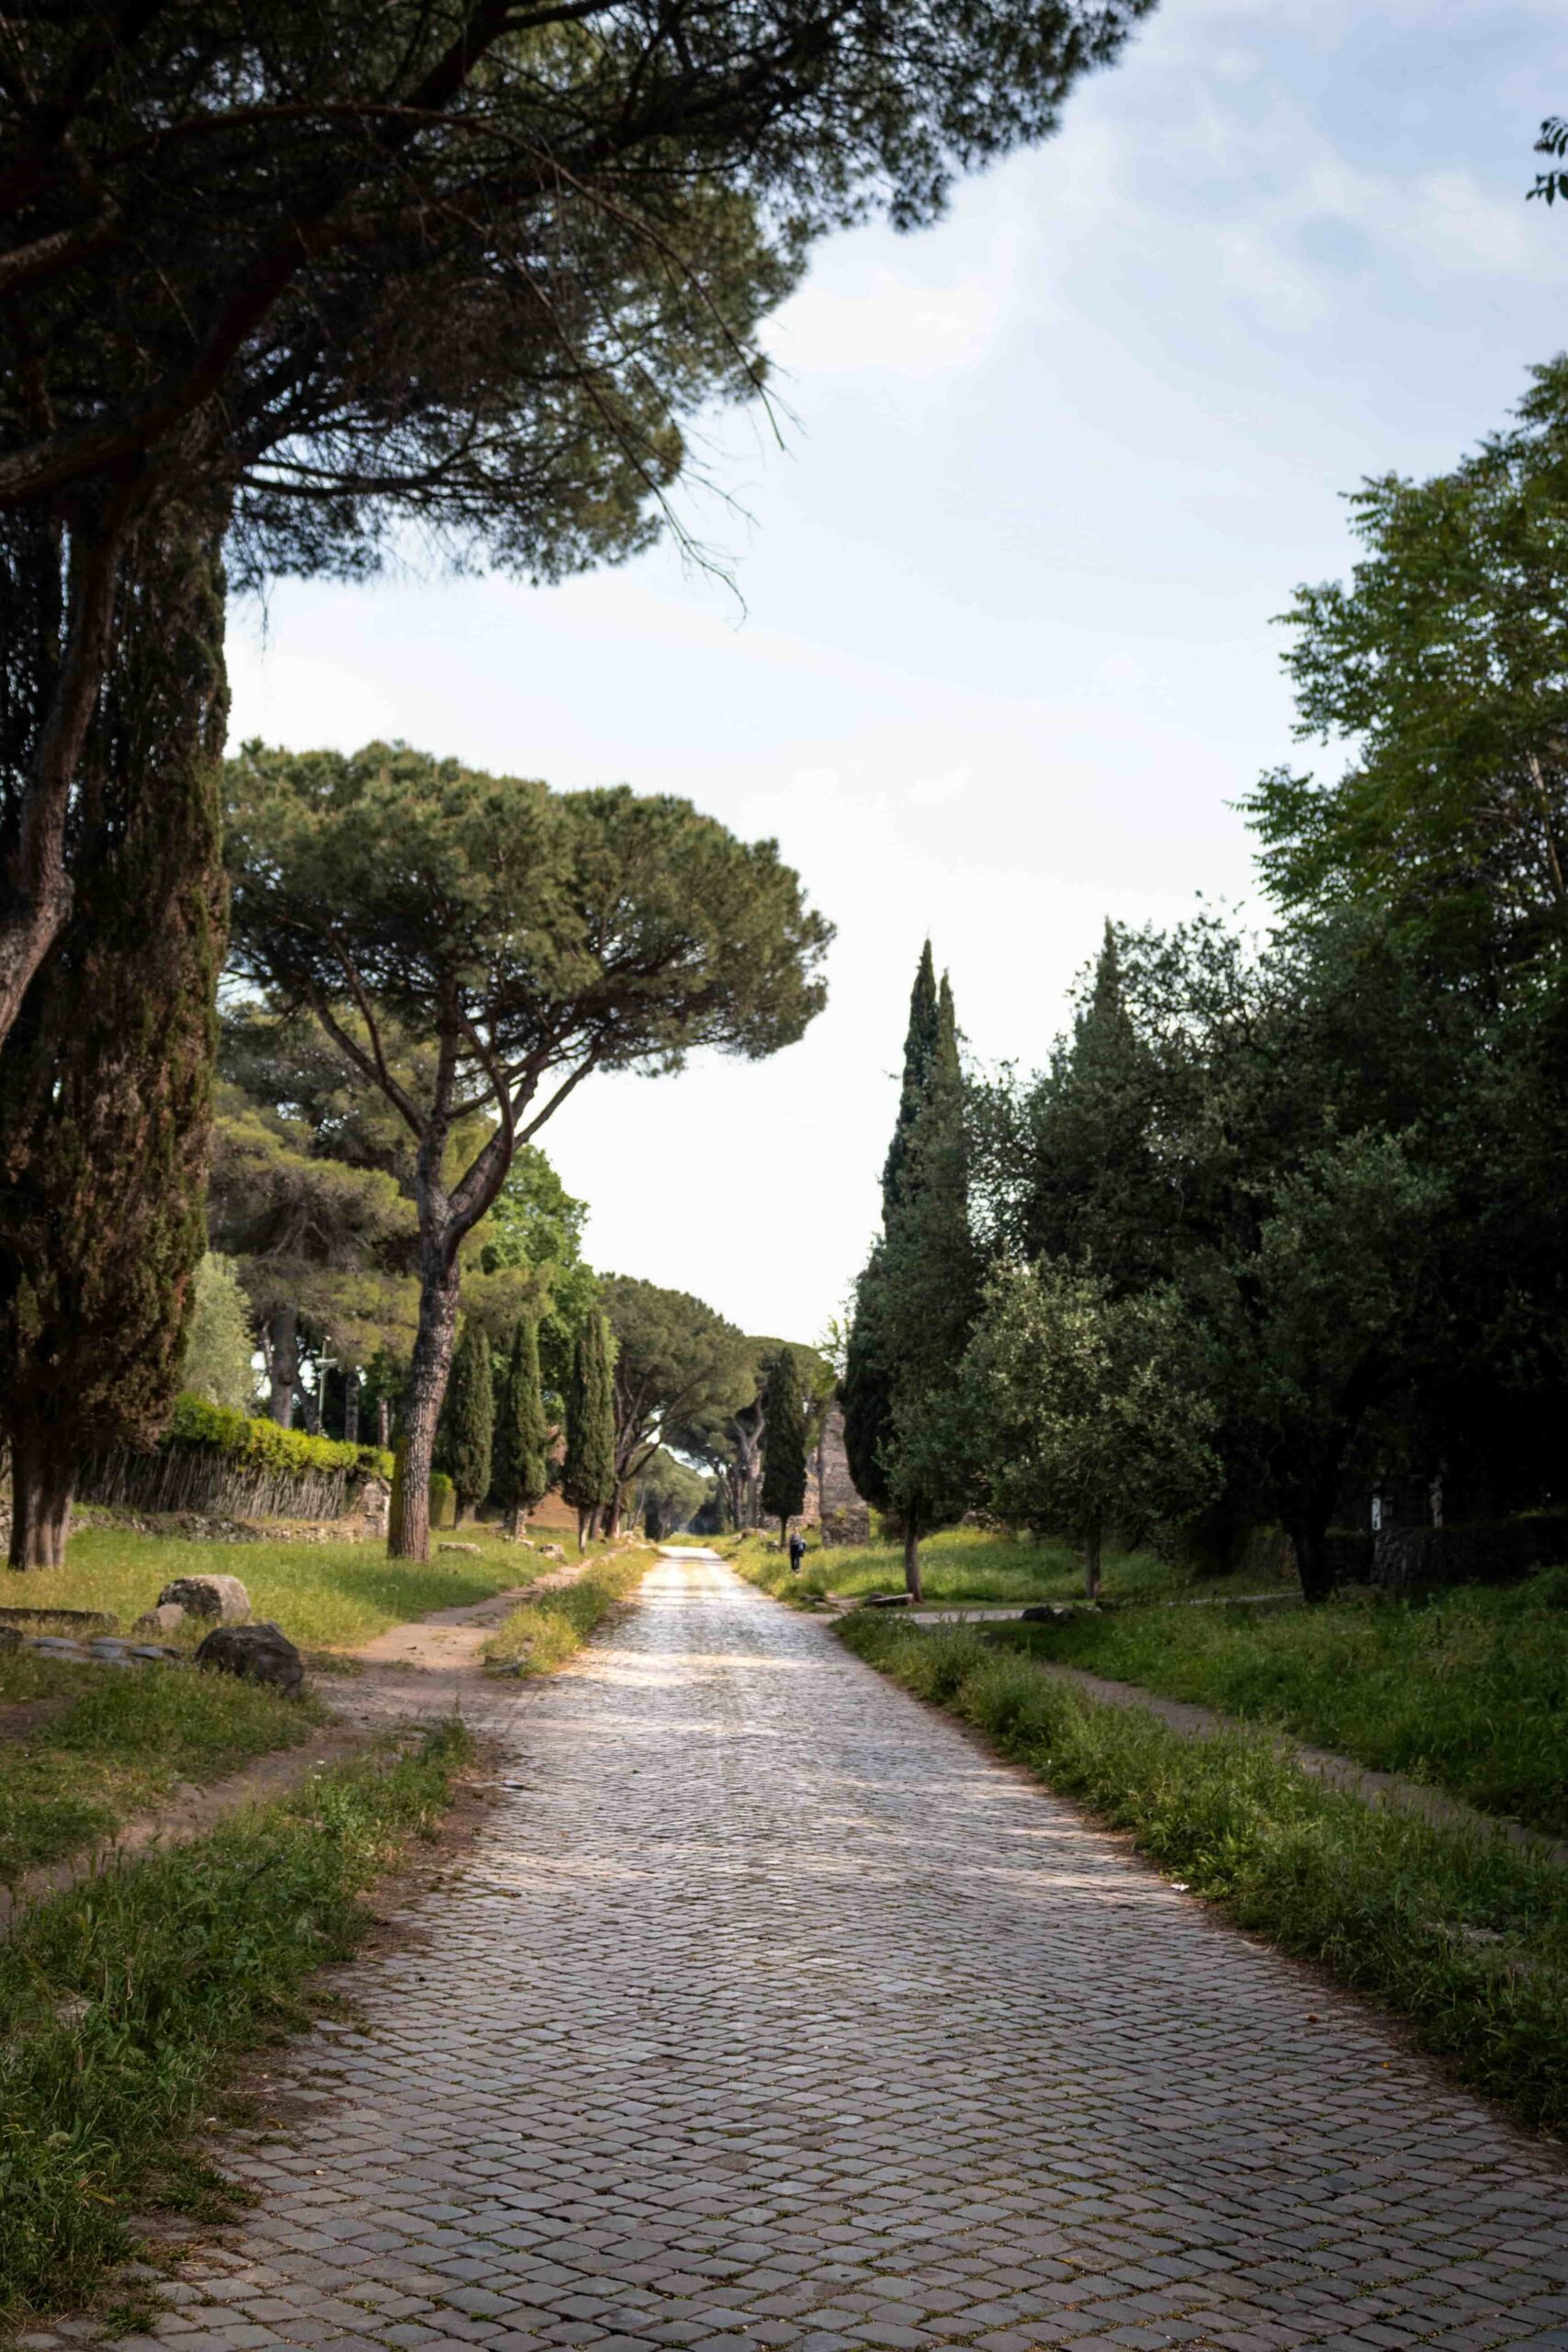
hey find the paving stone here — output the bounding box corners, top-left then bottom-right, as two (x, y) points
(42, 1558), (1568, 2352)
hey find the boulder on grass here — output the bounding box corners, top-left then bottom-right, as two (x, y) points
(536, 1543), (567, 1562)
(132, 1601), (189, 1638)
(194, 1621), (303, 1698)
(438, 1541), (483, 1556)
(157, 1574), (251, 1623)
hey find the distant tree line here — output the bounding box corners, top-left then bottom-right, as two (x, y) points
(844, 358), (1568, 1602)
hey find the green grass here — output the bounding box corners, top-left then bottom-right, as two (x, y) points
(986, 1569), (1568, 1838)
(840, 1613), (1568, 2137)
(725, 1522), (1271, 1608)
(4, 1520), (537, 1652)
(0, 1722), (471, 2327)
(0, 1655), (323, 1884)
(484, 1548), (654, 1675)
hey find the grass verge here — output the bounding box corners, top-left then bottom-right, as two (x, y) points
(722, 1523), (1273, 1609)
(0, 1721), (472, 2327)
(840, 1613), (1568, 2137)
(0, 1657), (324, 1883)
(3, 1523), (540, 1652)
(483, 1548), (654, 1674)
(987, 1568), (1568, 1838)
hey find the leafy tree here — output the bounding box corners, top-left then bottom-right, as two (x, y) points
(0, 0), (1152, 1050)
(182, 1254), (259, 1415)
(225, 742), (830, 1560)
(760, 1347), (808, 1545)
(436, 1316), (494, 1522)
(1243, 356), (1568, 983)
(636, 1448), (709, 1541)
(479, 1147), (599, 1402)
(601, 1276), (751, 1534)
(562, 1312), (616, 1550)
(0, 493), (226, 1566)
(964, 1261), (1222, 1596)
(493, 1319), (550, 1539)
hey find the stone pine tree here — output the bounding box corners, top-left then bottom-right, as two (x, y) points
(0, 494), (228, 1566)
(563, 1314), (615, 1551)
(843, 956), (981, 1600)
(493, 1318), (550, 1540)
(760, 1346), (808, 1550)
(436, 1317), (495, 1524)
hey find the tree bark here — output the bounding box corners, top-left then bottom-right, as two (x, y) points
(7, 1412), (74, 1568)
(344, 1375), (359, 1445)
(1084, 1521), (1102, 1601)
(1286, 1513), (1337, 1605)
(903, 1520), (923, 1602)
(265, 1306), (298, 1425)
(377, 1396), (389, 1449)
(388, 1250), (462, 1562)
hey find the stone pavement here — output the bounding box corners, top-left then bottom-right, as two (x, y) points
(82, 1556), (1568, 2352)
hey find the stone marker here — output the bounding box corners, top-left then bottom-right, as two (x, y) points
(194, 1621), (303, 1698)
(438, 1541), (483, 1555)
(536, 1543), (567, 1561)
(157, 1574), (251, 1623)
(132, 1600), (188, 1637)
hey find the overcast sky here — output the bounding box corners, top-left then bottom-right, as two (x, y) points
(227, 0), (1568, 1346)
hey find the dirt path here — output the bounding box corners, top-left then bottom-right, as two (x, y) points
(32, 1548), (1568, 2352)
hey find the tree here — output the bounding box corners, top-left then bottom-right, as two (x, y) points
(601, 1276), (751, 1535)
(760, 1347), (808, 1546)
(964, 1261), (1222, 1597)
(636, 1449), (709, 1541)
(436, 1317), (494, 1522)
(479, 1147), (599, 1403)
(225, 742), (830, 1561)
(182, 1255), (259, 1415)
(845, 956), (982, 1598)
(1242, 356), (1568, 985)
(0, 0), (1152, 1052)
(562, 1312), (615, 1550)
(493, 1318), (550, 1539)
(0, 492), (227, 1566)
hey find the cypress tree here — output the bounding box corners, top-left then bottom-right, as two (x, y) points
(844, 953), (980, 1600)
(562, 1312), (615, 1550)
(493, 1317), (550, 1537)
(435, 1316), (495, 1521)
(760, 1346), (808, 1547)
(0, 493), (228, 1567)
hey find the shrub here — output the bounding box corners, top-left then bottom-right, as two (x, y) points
(428, 1472), (456, 1530)
(166, 1393), (392, 1483)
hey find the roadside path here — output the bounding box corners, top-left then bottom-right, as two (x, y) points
(68, 1554), (1568, 2352)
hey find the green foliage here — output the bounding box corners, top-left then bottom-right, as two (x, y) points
(0, 1661), (320, 1884)
(841, 1615), (1568, 2137)
(963, 1259), (1222, 1589)
(435, 1317), (494, 1516)
(562, 1313), (616, 1526)
(479, 1148), (599, 1401)
(427, 1471), (457, 1531)
(493, 1319), (550, 1530)
(165, 1393), (391, 1483)
(181, 1253), (258, 1413)
(635, 1448), (709, 1538)
(760, 1346), (808, 1532)
(1000, 1573), (1568, 1838)
(1243, 357), (1568, 977)
(0, 1725), (470, 2324)
(728, 1522), (1175, 1609)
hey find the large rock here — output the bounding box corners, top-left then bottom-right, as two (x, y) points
(438, 1541), (483, 1556)
(156, 1574), (251, 1623)
(132, 1601), (189, 1638)
(194, 1621), (303, 1698)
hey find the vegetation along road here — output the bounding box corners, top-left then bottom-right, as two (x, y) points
(39, 1551), (1568, 2352)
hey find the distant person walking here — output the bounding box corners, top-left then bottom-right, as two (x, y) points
(788, 1531), (807, 1574)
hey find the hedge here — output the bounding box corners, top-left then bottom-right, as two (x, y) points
(166, 1395), (393, 1484)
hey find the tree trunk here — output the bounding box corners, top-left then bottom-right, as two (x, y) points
(1084, 1521), (1102, 1601)
(388, 1251), (462, 1562)
(377, 1397), (389, 1449)
(506, 1503), (523, 1539)
(780, 1514), (789, 1555)
(7, 1412), (75, 1569)
(576, 1508), (589, 1553)
(903, 1520), (923, 1602)
(344, 1376), (359, 1446)
(266, 1306), (298, 1426)
(1286, 1513), (1337, 1605)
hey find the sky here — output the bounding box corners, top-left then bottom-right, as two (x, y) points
(226, 0), (1568, 1345)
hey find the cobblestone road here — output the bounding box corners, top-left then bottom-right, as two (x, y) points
(122, 1556), (1568, 2352)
